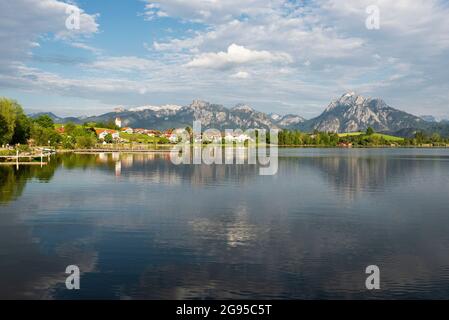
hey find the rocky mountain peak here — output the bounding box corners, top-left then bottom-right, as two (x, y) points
(304, 92), (423, 133)
(325, 92), (368, 112)
(232, 104), (254, 113)
(190, 100), (210, 109)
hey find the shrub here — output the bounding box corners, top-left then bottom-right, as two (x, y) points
(16, 144), (31, 153)
(76, 136), (97, 149)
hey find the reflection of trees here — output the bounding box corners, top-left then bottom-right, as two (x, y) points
(0, 166), (27, 204)
(0, 163), (57, 204)
(0, 153), (116, 205)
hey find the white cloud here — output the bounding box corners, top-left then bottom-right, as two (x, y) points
(185, 44), (292, 69)
(230, 71), (250, 79)
(0, 0), (98, 70)
(144, 0), (277, 23)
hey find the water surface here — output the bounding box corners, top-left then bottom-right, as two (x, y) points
(1, 148), (449, 299)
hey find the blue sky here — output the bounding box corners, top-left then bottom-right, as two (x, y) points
(0, 0), (449, 118)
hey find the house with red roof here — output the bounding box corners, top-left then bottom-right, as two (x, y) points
(121, 127), (134, 134)
(96, 129), (119, 140)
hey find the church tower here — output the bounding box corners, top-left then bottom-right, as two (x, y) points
(115, 117), (122, 128)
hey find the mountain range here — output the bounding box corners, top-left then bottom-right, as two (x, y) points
(30, 92), (449, 137)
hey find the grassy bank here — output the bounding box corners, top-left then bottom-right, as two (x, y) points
(338, 132), (404, 142)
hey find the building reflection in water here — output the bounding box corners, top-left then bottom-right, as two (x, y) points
(95, 149), (260, 187)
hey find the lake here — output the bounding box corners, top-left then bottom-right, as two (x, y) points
(1, 148), (449, 299)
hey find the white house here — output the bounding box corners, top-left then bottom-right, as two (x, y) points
(121, 127), (134, 134)
(96, 129), (120, 140)
(168, 134), (179, 143)
(224, 133), (253, 143)
(203, 132), (222, 144)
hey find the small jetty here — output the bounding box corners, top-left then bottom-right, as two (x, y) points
(0, 148), (54, 167)
(0, 162), (48, 166)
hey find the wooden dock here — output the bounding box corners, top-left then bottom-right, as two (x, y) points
(0, 162), (48, 166)
(0, 150), (53, 167)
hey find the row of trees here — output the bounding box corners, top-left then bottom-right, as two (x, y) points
(403, 132), (449, 146)
(278, 130), (340, 146)
(0, 98), (65, 147)
(0, 98), (31, 146)
(0, 98), (99, 149)
(278, 127), (449, 147)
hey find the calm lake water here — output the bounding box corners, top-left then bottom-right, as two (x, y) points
(1, 148), (449, 299)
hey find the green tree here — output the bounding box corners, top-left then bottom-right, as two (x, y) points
(64, 122), (76, 135)
(76, 136), (96, 149)
(34, 114), (54, 129)
(0, 114), (9, 145)
(368, 134), (381, 145)
(61, 135), (76, 149)
(431, 133), (441, 143)
(415, 131), (426, 144)
(366, 127), (375, 136)
(0, 98), (18, 145)
(0, 98), (32, 145)
(30, 123), (60, 146)
(319, 132), (330, 145)
(11, 106), (31, 145)
(104, 133), (114, 144)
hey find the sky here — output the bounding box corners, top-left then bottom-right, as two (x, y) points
(0, 0), (448, 119)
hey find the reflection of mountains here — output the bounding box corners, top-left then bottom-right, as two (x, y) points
(287, 155), (435, 198)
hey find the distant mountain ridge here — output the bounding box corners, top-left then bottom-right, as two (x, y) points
(297, 92), (425, 133)
(29, 92), (449, 137)
(29, 112), (84, 125)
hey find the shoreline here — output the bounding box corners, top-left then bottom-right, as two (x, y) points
(3, 145), (449, 161)
(55, 145), (449, 154)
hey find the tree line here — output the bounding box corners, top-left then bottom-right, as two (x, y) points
(0, 98), (98, 149)
(278, 128), (449, 146)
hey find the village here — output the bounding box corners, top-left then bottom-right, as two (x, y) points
(91, 117), (255, 145)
